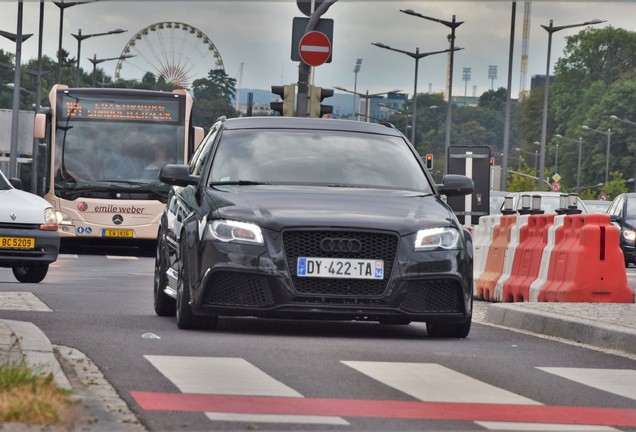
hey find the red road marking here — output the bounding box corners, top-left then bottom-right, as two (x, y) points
(131, 392), (636, 427)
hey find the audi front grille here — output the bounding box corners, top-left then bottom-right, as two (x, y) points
(282, 230), (399, 296)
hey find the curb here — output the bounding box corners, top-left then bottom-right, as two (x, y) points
(1, 319), (71, 389)
(483, 303), (636, 355)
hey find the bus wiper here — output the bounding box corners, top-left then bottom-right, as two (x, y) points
(209, 180), (273, 186)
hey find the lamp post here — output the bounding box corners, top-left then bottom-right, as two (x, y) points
(514, 147), (538, 170)
(88, 54), (135, 87)
(53, 1), (86, 84)
(72, 28), (126, 87)
(610, 115), (636, 191)
(0, 0), (32, 179)
(372, 42), (460, 145)
(554, 134), (583, 190)
(537, 18), (605, 191)
(352, 58), (362, 120)
(581, 125), (613, 184)
(333, 87), (400, 124)
(399, 9), (463, 175)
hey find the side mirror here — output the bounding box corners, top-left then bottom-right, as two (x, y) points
(436, 174), (474, 197)
(34, 112), (47, 140)
(610, 214), (619, 223)
(9, 177), (23, 190)
(159, 164), (199, 187)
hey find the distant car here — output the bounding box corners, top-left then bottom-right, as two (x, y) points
(607, 193), (636, 267)
(489, 190), (508, 215)
(583, 199), (611, 214)
(0, 169), (60, 283)
(499, 191), (589, 214)
(154, 116), (475, 338)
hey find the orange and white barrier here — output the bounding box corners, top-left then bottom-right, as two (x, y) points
(473, 213), (634, 303)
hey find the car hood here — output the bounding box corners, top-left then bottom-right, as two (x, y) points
(0, 189), (51, 224)
(206, 185), (456, 234)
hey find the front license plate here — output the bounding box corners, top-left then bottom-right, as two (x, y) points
(102, 229), (134, 238)
(0, 236), (35, 249)
(297, 257), (384, 279)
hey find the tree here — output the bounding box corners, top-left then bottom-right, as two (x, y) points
(191, 98), (238, 129)
(192, 69), (236, 104)
(479, 87), (507, 111)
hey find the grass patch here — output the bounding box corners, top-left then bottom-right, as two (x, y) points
(0, 358), (77, 427)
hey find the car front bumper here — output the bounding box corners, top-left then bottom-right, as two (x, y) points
(0, 226), (60, 268)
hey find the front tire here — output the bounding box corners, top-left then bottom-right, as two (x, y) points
(153, 233), (175, 317)
(176, 240), (217, 330)
(12, 264), (49, 283)
(426, 319), (471, 338)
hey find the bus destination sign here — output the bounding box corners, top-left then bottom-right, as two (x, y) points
(59, 95), (181, 123)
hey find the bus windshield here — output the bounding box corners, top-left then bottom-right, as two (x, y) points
(53, 93), (185, 200)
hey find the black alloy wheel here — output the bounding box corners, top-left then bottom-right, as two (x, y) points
(12, 264), (49, 283)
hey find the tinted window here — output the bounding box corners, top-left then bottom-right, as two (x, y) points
(208, 129), (432, 192)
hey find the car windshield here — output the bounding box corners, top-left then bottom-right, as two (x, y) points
(627, 198), (636, 216)
(208, 129), (433, 192)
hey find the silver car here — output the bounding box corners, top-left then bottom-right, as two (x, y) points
(0, 169), (60, 283)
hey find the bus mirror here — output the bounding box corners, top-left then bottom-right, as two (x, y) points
(194, 126), (204, 149)
(34, 113), (46, 139)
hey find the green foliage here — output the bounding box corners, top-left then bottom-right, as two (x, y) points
(600, 171), (629, 200)
(506, 164), (538, 192)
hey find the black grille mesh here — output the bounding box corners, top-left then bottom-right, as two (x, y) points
(399, 279), (463, 313)
(283, 230), (398, 296)
(204, 271), (275, 307)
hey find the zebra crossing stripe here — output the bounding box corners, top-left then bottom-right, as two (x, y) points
(538, 368), (636, 401)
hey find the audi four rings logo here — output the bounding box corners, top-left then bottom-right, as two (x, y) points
(320, 238), (362, 253)
(112, 214), (124, 225)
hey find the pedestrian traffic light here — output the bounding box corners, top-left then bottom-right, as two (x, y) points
(425, 154), (433, 169)
(489, 157), (495, 166)
(270, 84), (295, 116)
(308, 84), (334, 118)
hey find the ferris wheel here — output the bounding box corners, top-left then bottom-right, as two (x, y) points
(114, 22), (225, 90)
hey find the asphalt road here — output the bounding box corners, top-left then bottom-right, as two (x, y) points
(0, 255), (635, 431)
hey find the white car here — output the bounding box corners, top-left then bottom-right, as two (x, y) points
(0, 169), (60, 283)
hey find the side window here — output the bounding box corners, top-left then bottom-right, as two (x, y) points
(189, 124), (220, 176)
(610, 196), (623, 217)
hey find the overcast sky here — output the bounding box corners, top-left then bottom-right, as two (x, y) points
(1, 1), (635, 99)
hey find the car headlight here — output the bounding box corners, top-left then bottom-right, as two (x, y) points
(40, 208), (59, 231)
(56, 211), (73, 225)
(415, 227), (460, 251)
(208, 220), (264, 245)
(623, 230), (636, 242)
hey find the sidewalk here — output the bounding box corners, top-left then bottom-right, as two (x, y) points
(0, 301), (635, 430)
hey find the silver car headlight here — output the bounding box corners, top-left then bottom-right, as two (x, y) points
(623, 229), (636, 242)
(41, 208), (59, 231)
(207, 220), (264, 245)
(415, 227), (460, 251)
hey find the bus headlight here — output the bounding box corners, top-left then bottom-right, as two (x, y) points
(207, 220), (264, 245)
(56, 211), (73, 225)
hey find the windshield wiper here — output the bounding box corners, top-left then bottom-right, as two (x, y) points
(209, 180), (273, 186)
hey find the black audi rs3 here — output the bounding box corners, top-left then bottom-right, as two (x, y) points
(154, 116), (475, 338)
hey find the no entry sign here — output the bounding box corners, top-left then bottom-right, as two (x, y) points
(299, 31), (331, 67)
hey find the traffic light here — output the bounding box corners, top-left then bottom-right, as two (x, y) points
(270, 84), (295, 116)
(489, 157), (495, 166)
(425, 154), (433, 169)
(308, 84), (334, 118)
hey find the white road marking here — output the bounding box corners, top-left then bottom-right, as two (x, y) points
(0, 292), (51, 311)
(538, 367), (636, 401)
(341, 361), (540, 405)
(476, 421), (617, 431)
(144, 355), (348, 425)
(106, 256), (139, 260)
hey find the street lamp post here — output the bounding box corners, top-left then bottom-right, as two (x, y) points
(372, 42), (460, 146)
(54, 1), (85, 84)
(610, 115), (636, 191)
(352, 58), (362, 120)
(514, 147), (538, 170)
(333, 87), (400, 124)
(537, 18), (605, 191)
(0, 0), (32, 179)
(400, 9), (463, 174)
(581, 125), (613, 184)
(88, 54), (135, 87)
(554, 134), (583, 190)
(72, 28), (126, 87)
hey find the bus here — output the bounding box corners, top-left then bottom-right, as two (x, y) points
(33, 84), (203, 249)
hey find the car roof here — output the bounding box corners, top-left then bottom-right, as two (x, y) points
(219, 116), (404, 136)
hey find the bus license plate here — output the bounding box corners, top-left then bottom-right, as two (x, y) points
(102, 229), (133, 238)
(297, 257), (383, 280)
(0, 237), (35, 249)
